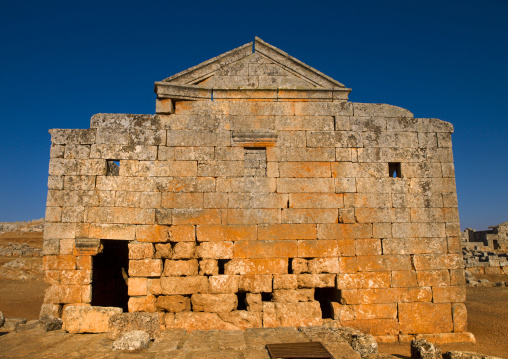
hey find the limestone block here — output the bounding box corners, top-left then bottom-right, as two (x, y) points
(172, 242), (196, 259)
(218, 311), (262, 330)
(108, 312), (160, 340)
(392, 223), (446, 239)
(246, 293), (262, 312)
(276, 178), (335, 193)
(204, 192), (229, 208)
(452, 303), (467, 332)
(229, 101), (293, 116)
(340, 318), (400, 336)
(257, 224), (315, 240)
(432, 286), (466, 303)
(292, 258), (309, 274)
(50, 144), (65, 159)
(154, 243), (172, 259)
(160, 276), (208, 295)
(399, 302), (453, 334)
(318, 223), (373, 240)
(297, 274), (336, 288)
(90, 144), (157, 161)
(191, 294), (237, 312)
(166, 129), (230, 147)
(128, 259), (163, 277)
(298, 240), (339, 257)
(225, 258), (287, 275)
(163, 259), (199, 276)
(197, 241), (234, 259)
(223, 208), (280, 225)
(90, 113), (160, 130)
(60, 270), (92, 285)
(43, 239), (60, 255)
(173, 312), (239, 331)
(273, 302), (323, 327)
(272, 289), (314, 303)
(50, 129), (96, 145)
(172, 209), (221, 225)
(227, 193), (287, 209)
(417, 270), (451, 287)
(161, 192), (203, 209)
(209, 275), (239, 294)
(156, 98), (174, 114)
(43, 255), (76, 270)
(128, 277), (148, 296)
(308, 258), (340, 274)
(273, 275), (298, 289)
(63, 306), (122, 333)
(391, 271), (418, 288)
(337, 272), (391, 290)
(355, 239), (382, 256)
(138, 160), (197, 177)
(148, 278), (162, 295)
(413, 254), (463, 270)
(306, 131), (362, 148)
(43, 223), (76, 240)
(382, 238), (447, 255)
(85, 222), (138, 240)
(234, 240), (296, 259)
(288, 193), (343, 209)
(282, 208), (338, 224)
(128, 242), (154, 259)
(353, 103), (413, 118)
(217, 177), (276, 193)
(156, 295), (191, 312)
(128, 295), (157, 312)
(356, 255), (412, 272)
(199, 259), (218, 275)
(197, 225), (257, 242)
(238, 274), (272, 293)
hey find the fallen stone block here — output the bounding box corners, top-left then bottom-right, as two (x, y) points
(112, 330), (150, 351)
(108, 312), (160, 340)
(443, 351), (504, 359)
(63, 306), (122, 333)
(410, 338), (442, 359)
(332, 327), (378, 358)
(0, 311), (4, 327)
(0, 317), (26, 332)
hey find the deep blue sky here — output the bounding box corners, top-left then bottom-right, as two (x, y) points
(0, 0), (506, 230)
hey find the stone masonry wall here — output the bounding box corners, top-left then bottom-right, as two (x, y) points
(43, 100), (466, 340)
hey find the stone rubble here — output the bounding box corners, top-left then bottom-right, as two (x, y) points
(112, 330), (150, 351)
(410, 338), (442, 359)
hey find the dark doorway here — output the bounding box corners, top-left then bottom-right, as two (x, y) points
(314, 287), (341, 319)
(91, 240), (129, 311)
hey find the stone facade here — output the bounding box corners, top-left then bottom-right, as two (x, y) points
(43, 38), (469, 341)
(461, 221), (508, 250)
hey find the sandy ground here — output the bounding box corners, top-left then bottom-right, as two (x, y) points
(0, 231), (507, 358)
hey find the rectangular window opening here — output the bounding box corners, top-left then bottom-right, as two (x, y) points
(106, 160), (120, 176)
(388, 162), (401, 178)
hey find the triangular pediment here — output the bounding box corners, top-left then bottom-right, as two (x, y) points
(155, 37), (351, 101)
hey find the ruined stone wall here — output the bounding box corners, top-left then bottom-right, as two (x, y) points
(43, 99), (467, 341)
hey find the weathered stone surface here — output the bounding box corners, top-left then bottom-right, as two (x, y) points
(108, 312), (160, 340)
(156, 295), (191, 312)
(442, 351), (503, 359)
(0, 311), (4, 327)
(410, 338), (442, 359)
(63, 306), (122, 333)
(112, 330), (150, 351)
(191, 294), (238, 312)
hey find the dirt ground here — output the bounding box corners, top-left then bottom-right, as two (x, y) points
(0, 232), (507, 358)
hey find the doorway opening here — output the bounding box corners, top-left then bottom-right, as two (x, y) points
(91, 240), (129, 311)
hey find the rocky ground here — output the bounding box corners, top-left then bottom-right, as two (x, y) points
(0, 225), (507, 358)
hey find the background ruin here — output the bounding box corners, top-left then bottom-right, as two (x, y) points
(42, 38), (470, 342)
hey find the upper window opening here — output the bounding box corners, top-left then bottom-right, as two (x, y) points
(107, 160), (120, 176)
(389, 162), (401, 178)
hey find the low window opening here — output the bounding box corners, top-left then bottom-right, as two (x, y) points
(218, 259), (228, 275)
(288, 258), (294, 274)
(237, 291), (247, 310)
(388, 162), (401, 178)
(314, 287), (341, 319)
(106, 160), (120, 176)
(261, 292), (272, 302)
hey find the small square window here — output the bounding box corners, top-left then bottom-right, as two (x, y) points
(388, 162), (401, 178)
(106, 160), (120, 176)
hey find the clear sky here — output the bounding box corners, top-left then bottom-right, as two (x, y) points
(0, 0), (506, 230)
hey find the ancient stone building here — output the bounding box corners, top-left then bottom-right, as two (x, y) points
(462, 221), (508, 250)
(42, 38), (471, 342)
